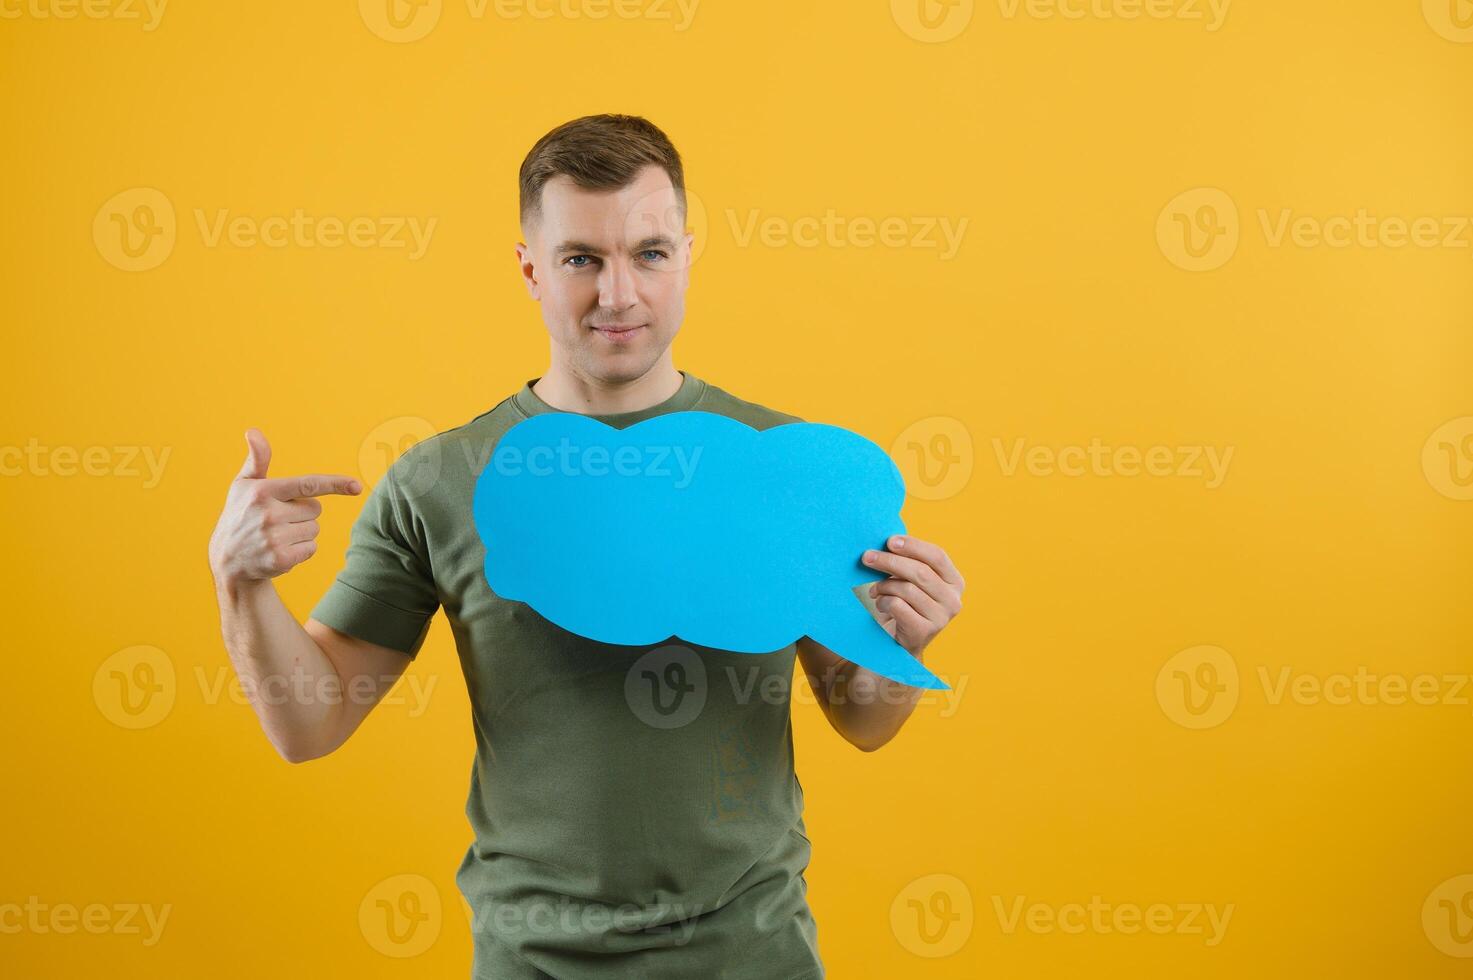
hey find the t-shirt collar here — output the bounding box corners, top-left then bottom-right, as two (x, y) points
(512, 369), (706, 426)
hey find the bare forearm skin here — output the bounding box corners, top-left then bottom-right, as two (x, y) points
(213, 574), (346, 763)
(797, 637), (926, 752)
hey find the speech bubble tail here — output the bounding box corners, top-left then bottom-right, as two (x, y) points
(812, 610), (949, 690)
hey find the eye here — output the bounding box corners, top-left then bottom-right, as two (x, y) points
(639, 249), (669, 263)
(565, 255), (596, 269)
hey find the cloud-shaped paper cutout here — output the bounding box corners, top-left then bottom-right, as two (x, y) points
(472, 411), (947, 689)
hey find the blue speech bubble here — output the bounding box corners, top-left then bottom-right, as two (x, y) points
(472, 411), (947, 689)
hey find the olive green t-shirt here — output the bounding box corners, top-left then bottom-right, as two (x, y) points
(310, 371), (824, 980)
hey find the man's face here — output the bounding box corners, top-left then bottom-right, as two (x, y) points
(517, 165), (693, 385)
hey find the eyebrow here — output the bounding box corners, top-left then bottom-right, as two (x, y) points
(553, 235), (681, 258)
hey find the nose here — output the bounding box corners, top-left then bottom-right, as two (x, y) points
(598, 255), (638, 311)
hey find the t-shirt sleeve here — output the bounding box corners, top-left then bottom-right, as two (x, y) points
(309, 461), (440, 658)
(767, 409), (806, 428)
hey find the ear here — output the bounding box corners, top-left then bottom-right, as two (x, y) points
(515, 242), (540, 300)
(681, 229), (695, 287)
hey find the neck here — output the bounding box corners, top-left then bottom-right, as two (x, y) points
(531, 353), (683, 416)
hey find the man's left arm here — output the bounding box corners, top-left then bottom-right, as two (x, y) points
(796, 535), (965, 752)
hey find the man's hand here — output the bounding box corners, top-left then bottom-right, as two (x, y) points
(208, 428), (362, 589)
(796, 535), (965, 752)
(206, 428), (403, 764)
(859, 534), (965, 657)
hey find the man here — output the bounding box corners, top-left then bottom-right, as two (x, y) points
(207, 114), (965, 979)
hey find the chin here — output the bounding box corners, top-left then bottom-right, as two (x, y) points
(580, 351), (656, 383)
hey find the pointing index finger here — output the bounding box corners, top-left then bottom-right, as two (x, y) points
(268, 474), (363, 500)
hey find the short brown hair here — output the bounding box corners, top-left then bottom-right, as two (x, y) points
(518, 114), (686, 227)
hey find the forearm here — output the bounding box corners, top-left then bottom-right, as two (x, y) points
(803, 644), (926, 751)
(803, 535), (965, 750)
(213, 575), (346, 762)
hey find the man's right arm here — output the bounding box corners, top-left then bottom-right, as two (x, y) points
(208, 428), (412, 764)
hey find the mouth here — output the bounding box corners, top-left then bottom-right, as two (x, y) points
(590, 323), (647, 343)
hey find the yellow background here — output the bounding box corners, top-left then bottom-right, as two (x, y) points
(3, 0), (1471, 976)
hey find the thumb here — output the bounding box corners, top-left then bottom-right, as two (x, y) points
(238, 427), (271, 480)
